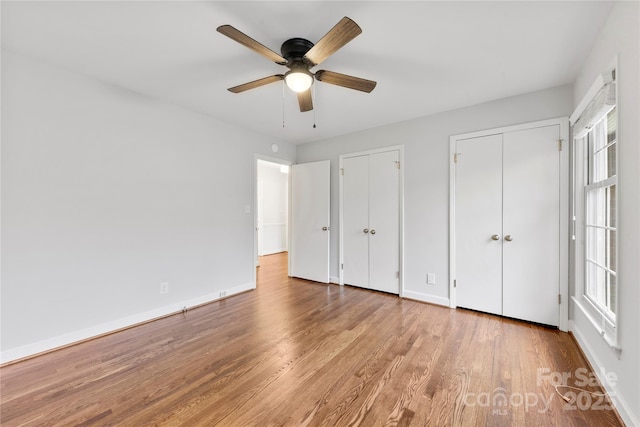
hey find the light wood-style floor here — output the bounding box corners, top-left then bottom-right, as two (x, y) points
(1, 253), (623, 426)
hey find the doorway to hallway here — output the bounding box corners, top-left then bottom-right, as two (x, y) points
(256, 252), (288, 287)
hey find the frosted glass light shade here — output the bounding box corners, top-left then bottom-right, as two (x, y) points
(285, 71), (313, 93)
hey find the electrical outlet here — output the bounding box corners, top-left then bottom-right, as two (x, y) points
(160, 282), (169, 294)
(219, 291), (227, 298)
(427, 273), (436, 285)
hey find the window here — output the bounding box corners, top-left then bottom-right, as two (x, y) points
(584, 107), (617, 321)
(570, 66), (618, 348)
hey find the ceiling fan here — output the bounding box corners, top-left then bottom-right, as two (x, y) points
(217, 17), (376, 112)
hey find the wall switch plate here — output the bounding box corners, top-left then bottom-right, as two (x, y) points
(427, 273), (436, 285)
(160, 282), (169, 294)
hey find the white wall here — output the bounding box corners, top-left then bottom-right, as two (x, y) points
(0, 50), (296, 362)
(257, 160), (288, 255)
(297, 84), (573, 305)
(570, 2), (640, 425)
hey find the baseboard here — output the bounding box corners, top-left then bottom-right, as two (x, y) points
(329, 276), (340, 285)
(402, 290), (450, 307)
(0, 282), (255, 365)
(569, 319), (639, 427)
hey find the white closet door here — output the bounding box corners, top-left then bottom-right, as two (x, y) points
(455, 135), (503, 315)
(290, 160), (330, 283)
(368, 150), (400, 294)
(342, 155), (369, 287)
(502, 125), (560, 326)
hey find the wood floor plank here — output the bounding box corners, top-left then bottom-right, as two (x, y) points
(0, 253), (623, 426)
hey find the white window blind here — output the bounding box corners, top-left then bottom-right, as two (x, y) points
(570, 70), (616, 138)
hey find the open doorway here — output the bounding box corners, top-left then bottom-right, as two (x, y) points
(256, 159), (290, 274)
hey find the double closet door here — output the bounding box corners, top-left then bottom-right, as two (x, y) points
(454, 124), (561, 326)
(342, 149), (400, 294)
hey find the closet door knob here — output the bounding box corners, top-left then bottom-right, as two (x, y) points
(370, 229), (376, 235)
(504, 235), (513, 242)
(363, 228), (369, 234)
(322, 226), (329, 231)
(491, 234), (500, 241)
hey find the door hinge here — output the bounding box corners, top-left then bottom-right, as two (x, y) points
(558, 139), (563, 151)
(454, 153), (458, 163)
(395, 161), (400, 169)
(396, 271), (400, 278)
(454, 279), (457, 288)
(340, 168), (344, 176)
(341, 263), (344, 270)
(558, 294), (562, 304)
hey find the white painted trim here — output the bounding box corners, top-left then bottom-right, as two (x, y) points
(448, 140), (457, 308)
(452, 117), (567, 142)
(572, 297), (620, 352)
(449, 117), (569, 331)
(403, 290), (450, 307)
(570, 319), (638, 427)
(558, 117), (570, 332)
(0, 282), (255, 364)
(338, 155), (345, 286)
(338, 145), (404, 295)
(337, 157), (345, 286)
(340, 145), (404, 158)
(329, 276), (340, 285)
(398, 147), (405, 298)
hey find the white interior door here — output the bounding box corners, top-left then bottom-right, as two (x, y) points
(342, 155), (369, 287)
(368, 150), (400, 294)
(290, 160), (330, 283)
(455, 134), (503, 315)
(502, 125), (560, 326)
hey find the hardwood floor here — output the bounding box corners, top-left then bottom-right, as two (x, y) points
(1, 253), (623, 426)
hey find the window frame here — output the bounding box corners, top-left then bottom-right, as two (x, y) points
(570, 64), (620, 350)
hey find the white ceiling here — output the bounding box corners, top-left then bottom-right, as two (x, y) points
(1, 1), (613, 144)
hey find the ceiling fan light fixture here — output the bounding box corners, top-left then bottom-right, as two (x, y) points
(284, 69), (313, 93)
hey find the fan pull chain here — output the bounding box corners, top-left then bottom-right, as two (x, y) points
(282, 81), (286, 128)
(313, 83), (317, 129)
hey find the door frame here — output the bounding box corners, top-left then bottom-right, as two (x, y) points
(253, 154), (292, 288)
(339, 145), (405, 296)
(449, 117), (569, 331)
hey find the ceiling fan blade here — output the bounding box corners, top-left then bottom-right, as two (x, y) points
(217, 25), (287, 64)
(228, 75), (284, 93)
(297, 89), (313, 112)
(303, 17), (362, 66)
(315, 70), (376, 93)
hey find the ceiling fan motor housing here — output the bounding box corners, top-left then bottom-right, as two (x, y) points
(281, 38), (314, 65)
